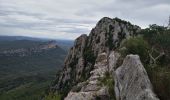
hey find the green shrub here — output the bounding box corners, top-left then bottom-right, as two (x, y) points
(83, 48), (96, 64)
(107, 33), (114, 50)
(120, 24), (170, 100)
(44, 93), (61, 100)
(139, 25), (170, 100)
(152, 33), (170, 49)
(140, 25), (170, 65)
(146, 66), (170, 100)
(114, 17), (132, 26)
(98, 72), (116, 100)
(120, 37), (149, 63)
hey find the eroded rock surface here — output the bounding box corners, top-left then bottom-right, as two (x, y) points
(65, 53), (110, 100)
(115, 55), (159, 100)
(49, 17), (160, 100)
(51, 17), (141, 94)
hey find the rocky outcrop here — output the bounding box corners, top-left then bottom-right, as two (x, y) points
(51, 17), (141, 95)
(65, 53), (110, 100)
(63, 53), (159, 100)
(64, 51), (122, 100)
(53, 34), (88, 92)
(49, 17), (160, 100)
(109, 51), (120, 73)
(87, 17), (140, 56)
(115, 55), (159, 100)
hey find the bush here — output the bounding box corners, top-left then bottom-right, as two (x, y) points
(139, 25), (170, 100)
(123, 24), (170, 100)
(146, 66), (170, 100)
(120, 37), (149, 63)
(44, 93), (61, 100)
(83, 48), (96, 64)
(98, 72), (116, 100)
(152, 33), (170, 49)
(140, 25), (170, 65)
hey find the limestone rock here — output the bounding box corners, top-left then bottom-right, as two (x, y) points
(109, 51), (120, 72)
(87, 17), (141, 56)
(115, 55), (159, 100)
(50, 17), (145, 99)
(65, 92), (96, 100)
(65, 53), (110, 100)
(54, 34), (88, 91)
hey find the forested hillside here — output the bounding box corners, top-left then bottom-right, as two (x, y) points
(0, 39), (69, 100)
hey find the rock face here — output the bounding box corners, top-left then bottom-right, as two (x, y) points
(50, 17), (159, 100)
(65, 53), (110, 100)
(53, 34), (88, 93)
(115, 55), (159, 100)
(51, 17), (140, 94)
(87, 17), (140, 56)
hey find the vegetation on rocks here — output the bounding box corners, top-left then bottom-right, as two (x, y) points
(119, 37), (149, 64)
(48, 17), (170, 100)
(84, 47), (96, 64)
(98, 71), (116, 100)
(119, 24), (170, 100)
(82, 46), (97, 81)
(44, 93), (61, 100)
(141, 25), (170, 100)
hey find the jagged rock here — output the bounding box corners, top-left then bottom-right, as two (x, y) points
(115, 55), (159, 100)
(65, 92), (96, 100)
(65, 87), (109, 100)
(50, 17), (157, 100)
(64, 53), (160, 100)
(87, 17), (140, 56)
(109, 51), (120, 72)
(52, 17), (141, 94)
(55, 34), (87, 91)
(65, 53), (110, 100)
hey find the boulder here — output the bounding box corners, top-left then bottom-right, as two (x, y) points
(115, 55), (159, 100)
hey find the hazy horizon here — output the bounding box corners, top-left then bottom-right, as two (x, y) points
(0, 35), (76, 41)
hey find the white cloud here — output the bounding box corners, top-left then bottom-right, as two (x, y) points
(0, 0), (170, 40)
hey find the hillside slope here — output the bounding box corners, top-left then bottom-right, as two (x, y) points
(0, 40), (67, 100)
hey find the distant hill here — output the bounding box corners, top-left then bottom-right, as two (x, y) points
(0, 36), (74, 51)
(0, 36), (49, 41)
(56, 40), (74, 51)
(0, 38), (68, 100)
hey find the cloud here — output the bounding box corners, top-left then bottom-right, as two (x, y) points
(0, 0), (170, 40)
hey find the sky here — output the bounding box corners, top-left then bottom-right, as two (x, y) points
(0, 0), (170, 40)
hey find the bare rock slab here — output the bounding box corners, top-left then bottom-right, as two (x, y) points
(115, 55), (159, 100)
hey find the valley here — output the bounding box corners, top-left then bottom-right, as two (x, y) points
(0, 36), (72, 100)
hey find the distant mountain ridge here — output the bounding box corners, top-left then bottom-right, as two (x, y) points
(0, 35), (74, 51)
(0, 36), (48, 41)
(0, 40), (59, 56)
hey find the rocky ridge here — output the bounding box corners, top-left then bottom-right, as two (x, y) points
(65, 52), (110, 100)
(50, 17), (159, 100)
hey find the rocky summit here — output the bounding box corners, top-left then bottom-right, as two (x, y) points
(49, 17), (160, 100)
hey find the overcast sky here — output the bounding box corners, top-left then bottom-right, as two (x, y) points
(0, 0), (170, 40)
